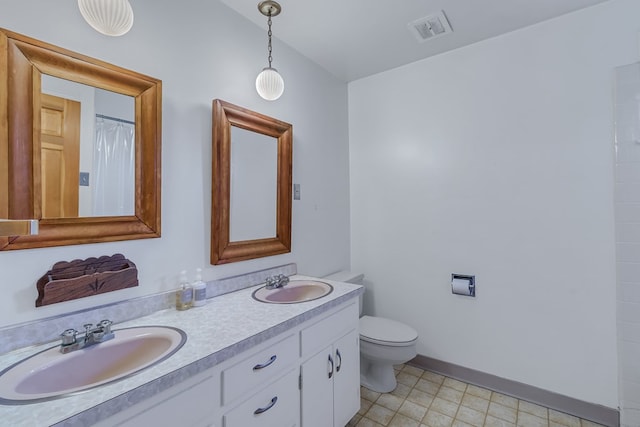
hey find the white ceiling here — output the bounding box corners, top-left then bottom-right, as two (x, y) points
(219, 0), (611, 82)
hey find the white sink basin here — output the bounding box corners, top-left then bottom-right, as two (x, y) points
(0, 326), (186, 404)
(252, 280), (333, 304)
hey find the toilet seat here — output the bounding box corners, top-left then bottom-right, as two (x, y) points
(359, 316), (418, 347)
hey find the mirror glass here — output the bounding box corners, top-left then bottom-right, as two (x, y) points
(211, 99), (292, 265)
(0, 27), (162, 251)
(41, 75), (135, 218)
(229, 126), (277, 241)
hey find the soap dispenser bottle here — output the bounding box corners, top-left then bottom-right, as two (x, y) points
(192, 268), (207, 307)
(175, 270), (193, 311)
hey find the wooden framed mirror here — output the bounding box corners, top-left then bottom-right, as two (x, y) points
(211, 100), (292, 264)
(0, 28), (161, 250)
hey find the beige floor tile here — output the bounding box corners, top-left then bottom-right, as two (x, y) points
(403, 365), (426, 377)
(485, 415), (516, 427)
(377, 393), (405, 412)
(423, 409), (454, 427)
(398, 400), (429, 422)
(461, 394), (489, 413)
(389, 413), (421, 427)
(407, 388), (435, 407)
(466, 384), (492, 400)
(488, 402), (517, 423)
(397, 372), (420, 388)
(548, 409), (580, 427)
(519, 401), (548, 419)
(517, 411), (549, 427)
(348, 414), (363, 426)
(415, 378), (441, 395)
(443, 377), (468, 392)
(366, 404), (396, 426)
(422, 371), (446, 384)
(437, 386), (464, 404)
(491, 393), (518, 409)
(349, 369), (602, 427)
(455, 405), (485, 427)
(390, 382), (412, 399)
(430, 397), (460, 417)
(360, 398), (374, 415)
(362, 386), (382, 402)
(357, 417), (385, 427)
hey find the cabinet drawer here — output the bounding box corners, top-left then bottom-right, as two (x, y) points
(301, 302), (358, 358)
(223, 368), (299, 427)
(222, 333), (297, 405)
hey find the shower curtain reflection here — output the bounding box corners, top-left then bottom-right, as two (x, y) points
(92, 115), (135, 216)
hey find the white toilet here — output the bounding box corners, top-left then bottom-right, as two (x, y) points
(324, 271), (418, 393)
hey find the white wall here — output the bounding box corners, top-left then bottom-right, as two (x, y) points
(349, 0), (640, 408)
(614, 62), (640, 427)
(0, 0), (350, 326)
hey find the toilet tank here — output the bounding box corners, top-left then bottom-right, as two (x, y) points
(324, 270), (365, 315)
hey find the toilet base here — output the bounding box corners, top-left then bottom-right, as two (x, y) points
(360, 356), (398, 393)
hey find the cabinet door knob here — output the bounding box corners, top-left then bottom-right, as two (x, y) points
(335, 348), (342, 373)
(253, 355), (277, 371)
(328, 354), (334, 379)
(254, 396), (278, 415)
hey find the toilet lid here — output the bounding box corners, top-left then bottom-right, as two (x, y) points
(359, 316), (418, 346)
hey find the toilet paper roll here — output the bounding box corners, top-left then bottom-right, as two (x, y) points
(451, 278), (472, 296)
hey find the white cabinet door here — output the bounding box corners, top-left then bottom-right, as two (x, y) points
(301, 329), (360, 427)
(301, 345), (335, 427)
(333, 329), (360, 427)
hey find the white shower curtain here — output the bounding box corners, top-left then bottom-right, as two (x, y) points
(92, 117), (135, 216)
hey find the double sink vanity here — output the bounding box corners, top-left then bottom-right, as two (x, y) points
(0, 26), (358, 427)
(0, 275), (363, 426)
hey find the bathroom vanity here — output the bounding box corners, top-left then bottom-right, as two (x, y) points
(0, 275), (362, 426)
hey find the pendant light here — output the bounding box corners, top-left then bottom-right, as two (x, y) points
(78, 0), (134, 37)
(256, 1), (284, 101)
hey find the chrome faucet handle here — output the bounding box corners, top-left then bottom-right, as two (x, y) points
(265, 276), (276, 289)
(60, 329), (78, 346)
(278, 275), (289, 286)
(98, 319), (113, 334)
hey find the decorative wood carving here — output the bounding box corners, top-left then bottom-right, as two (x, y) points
(35, 254), (138, 307)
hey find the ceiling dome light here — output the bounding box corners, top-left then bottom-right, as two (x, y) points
(256, 1), (284, 101)
(256, 67), (284, 101)
(78, 0), (134, 37)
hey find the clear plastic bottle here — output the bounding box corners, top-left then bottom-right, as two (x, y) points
(192, 268), (207, 307)
(175, 270), (193, 310)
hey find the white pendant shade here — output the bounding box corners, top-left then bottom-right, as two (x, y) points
(256, 67), (284, 101)
(78, 0), (134, 37)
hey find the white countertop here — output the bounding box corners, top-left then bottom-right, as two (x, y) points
(0, 275), (362, 426)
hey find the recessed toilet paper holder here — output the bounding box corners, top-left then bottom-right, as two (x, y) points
(451, 274), (475, 297)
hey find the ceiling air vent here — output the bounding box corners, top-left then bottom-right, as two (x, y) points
(408, 10), (453, 43)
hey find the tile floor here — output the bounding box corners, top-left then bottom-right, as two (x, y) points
(347, 364), (606, 427)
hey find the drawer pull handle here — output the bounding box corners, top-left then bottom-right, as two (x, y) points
(253, 355), (277, 371)
(335, 348), (342, 373)
(328, 354), (334, 379)
(254, 396), (278, 415)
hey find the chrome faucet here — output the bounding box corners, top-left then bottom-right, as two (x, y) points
(59, 319), (114, 354)
(264, 274), (289, 290)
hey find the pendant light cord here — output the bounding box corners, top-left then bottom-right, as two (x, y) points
(267, 13), (273, 68)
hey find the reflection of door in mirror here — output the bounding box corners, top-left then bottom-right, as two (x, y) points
(40, 94), (81, 218)
(230, 126), (278, 241)
(40, 75), (135, 218)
